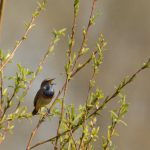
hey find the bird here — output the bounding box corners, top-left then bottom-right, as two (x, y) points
(32, 78), (55, 115)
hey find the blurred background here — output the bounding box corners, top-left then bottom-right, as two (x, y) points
(0, 0), (150, 149)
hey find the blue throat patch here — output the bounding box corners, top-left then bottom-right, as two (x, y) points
(43, 84), (54, 97)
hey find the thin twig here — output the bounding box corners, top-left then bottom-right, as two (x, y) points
(85, 137), (92, 150)
(0, 0), (47, 72)
(61, 128), (77, 149)
(68, 2), (77, 57)
(88, 59), (150, 119)
(26, 117), (45, 150)
(0, 0), (5, 33)
(71, 50), (97, 77)
(103, 106), (122, 150)
(0, 58), (3, 105)
(72, 0), (97, 71)
(26, 37), (57, 92)
(54, 79), (68, 149)
(30, 124), (79, 150)
(69, 129), (77, 150)
(0, 120), (10, 144)
(1, 85), (18, 118)
(78, 70), (96, 150)
(0, 57), (3, 117)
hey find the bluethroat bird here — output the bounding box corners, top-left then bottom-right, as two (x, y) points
(32, 78), (55, 115)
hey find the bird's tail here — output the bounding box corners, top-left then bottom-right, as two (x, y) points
(32, 108), (38, 115)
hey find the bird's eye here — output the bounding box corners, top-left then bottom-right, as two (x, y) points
(43, 85), (49, 90)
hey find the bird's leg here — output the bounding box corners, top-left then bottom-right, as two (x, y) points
(46, 107), (50, 113)
(45, 106), (54, 117)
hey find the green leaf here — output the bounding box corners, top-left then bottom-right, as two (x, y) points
(118, 119), (127, 126)
(111, 110), (118, 120)
(3, 88), (8, 96)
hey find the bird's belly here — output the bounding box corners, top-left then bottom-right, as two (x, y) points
(36, 97), (52, 110)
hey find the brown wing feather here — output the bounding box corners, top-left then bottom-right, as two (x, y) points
(33, 89), (42, 107)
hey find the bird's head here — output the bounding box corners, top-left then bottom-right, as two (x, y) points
(40, 78), (55, 89)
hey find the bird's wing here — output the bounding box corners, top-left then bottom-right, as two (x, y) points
(33, 89), (41, 107)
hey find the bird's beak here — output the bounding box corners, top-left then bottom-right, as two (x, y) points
(48, 78), (55, 83)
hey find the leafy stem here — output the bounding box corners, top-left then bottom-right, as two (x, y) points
(72, 0), (97, 71)
(29, 58), (150, 149)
